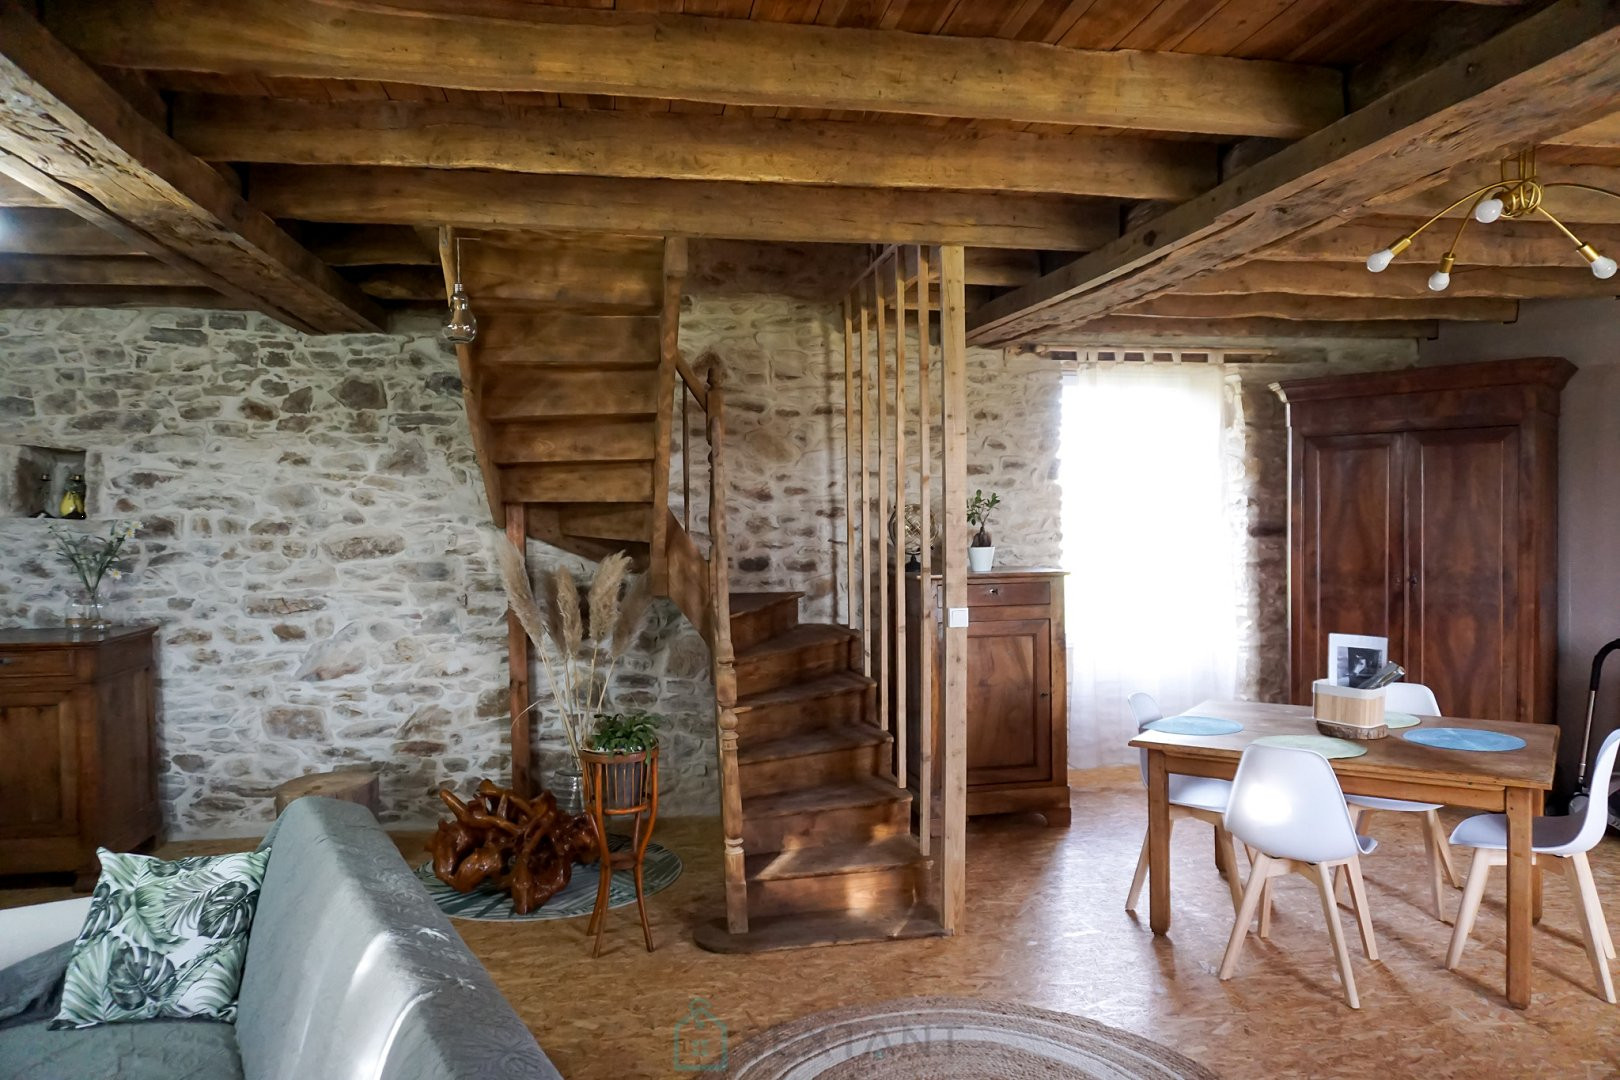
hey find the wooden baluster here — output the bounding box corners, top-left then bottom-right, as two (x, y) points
(706, 367), (746, 935)
(938, 244), (969, 934)
(858, 292), (872, 677)
(842, 297), (855, 628)
(875, 270), (890, 736)
(892, 252), (908, 789)
(504, 502), (532, 798)
(681, 385), (691, 532)
(915, 246), (934, 854)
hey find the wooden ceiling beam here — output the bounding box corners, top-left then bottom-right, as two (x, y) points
(0, 284), (237, 308)
(298, 224), (437, 267)
(245, 166), (1122, 251)
(0, 255), (196, 287)
(1180, 260), (1620, 300)
(966, 0), (1620, 345)
(171, 94), (1218, 202)
(1263, 216), (1620, 265)
(0, 3), (381, 333)
(1548, 111), (1620, 146)
(0, 208), (144, 255)
(0, 174), (56, 207)
(1122, 294), (1519, 323)
(44, 0), (1343, 139)
(1041, 315), (1441, 341)
(1386, 162), (1620, 223)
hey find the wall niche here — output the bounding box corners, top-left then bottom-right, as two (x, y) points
(0, 443), (89, 519)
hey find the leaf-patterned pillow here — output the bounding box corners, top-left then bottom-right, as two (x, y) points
(51, 847), (270, 1028)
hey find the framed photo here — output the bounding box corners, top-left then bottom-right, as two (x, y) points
(1328, 633), (1388, 688)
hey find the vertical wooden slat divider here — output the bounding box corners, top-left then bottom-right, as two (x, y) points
(858, 289), (873, 678)
(842, 297), (855, 627)
(915, 244), (934, 856)
(681, 388), (691, 531)
(875, 265), (890, 736)
(707, 367), (746, 935)
(892, 251), (908, 789)
(938, 243), (969, 934)
(504, 501), (532, 798)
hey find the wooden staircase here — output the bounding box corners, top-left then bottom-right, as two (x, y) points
(445, 227), (941, 950)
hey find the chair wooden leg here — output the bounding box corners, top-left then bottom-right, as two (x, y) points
(1259, 879), (1275, 940)
(1344, 855), (1378, 961)
(1426, 809), (1462, 888)
(1213, 825), (1229, 876)
(1216, 825), (1244, 914)
(1126, 831), (1151, 912)
(1220, 854), (1275, 981)
(1446, 848), (1497, 970)
(1312, 862), (1360, 1009)
(1419, 810), (1451, 924)
(1566, 853), (1618, 1003)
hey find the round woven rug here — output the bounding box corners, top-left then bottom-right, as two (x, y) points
(725, 997), (1217, 1079)
(414, 834), (681, 921)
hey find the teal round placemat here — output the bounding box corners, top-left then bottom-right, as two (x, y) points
(1146, 715), (1243, 736)
(1384, 711), (1422, 730)
(415, 834), (682, 921)
(1402, 727), (1526, 752)
(1253, 734), (1368, 759)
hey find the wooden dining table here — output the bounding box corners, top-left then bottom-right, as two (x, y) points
(1129, 700), (1558, 1008)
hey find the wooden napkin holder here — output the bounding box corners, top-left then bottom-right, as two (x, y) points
(1312, 679), (1389, 740)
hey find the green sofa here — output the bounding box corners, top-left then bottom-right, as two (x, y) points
(0, 797), (563, 1080)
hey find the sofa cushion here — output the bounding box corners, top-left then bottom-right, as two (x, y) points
(0, 943), (70, 1032)
(235, 798), (560, 1080)
(0, 1016), (242, 1080)
(52, 848), (269, 1029)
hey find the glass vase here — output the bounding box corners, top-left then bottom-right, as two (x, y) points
(66, 590), (109, 632)
(552, 764), (586, 817)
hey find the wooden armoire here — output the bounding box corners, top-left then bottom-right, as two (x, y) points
(1273, 358), (1574, 726)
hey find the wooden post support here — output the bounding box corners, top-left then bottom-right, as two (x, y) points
(938, 243), (969, 934)
(915, 244), (934, 857)
(858, 293), (873, 678)
(875, 269), (890, 736)
(842, 297), (856, 628)
(707, 368), (747, 936)
(892, 252), (908, 788)
(504, 501), (533, 798)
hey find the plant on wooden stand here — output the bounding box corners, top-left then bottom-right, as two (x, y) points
(587, 711), (662, 810)
(494, 537), (653, 813)
(967, 489), (1000, 572)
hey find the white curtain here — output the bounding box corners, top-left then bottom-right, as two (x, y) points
(1060, 363), (1238, 769)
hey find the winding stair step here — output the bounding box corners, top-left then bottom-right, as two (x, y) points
(735, 623), (859, 697)
(743, 835), (928, 920)
(743, 776), (913, 854)
(738, 722), (890, 799)
(734, 670), (875, 737)
(728, 590), (804, 651)
(692, 904), (946, 954)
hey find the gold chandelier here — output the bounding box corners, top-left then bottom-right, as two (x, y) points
(1365, 148), (1620, 290)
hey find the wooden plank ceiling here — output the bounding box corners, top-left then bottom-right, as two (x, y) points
(4, 0), (1620, 344)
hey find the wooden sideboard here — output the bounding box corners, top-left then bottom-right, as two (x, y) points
(0, 625), (162, 886)
(905, 569), (1071, 827)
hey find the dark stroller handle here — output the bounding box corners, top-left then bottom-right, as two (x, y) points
(1589, 639), (1620, 692)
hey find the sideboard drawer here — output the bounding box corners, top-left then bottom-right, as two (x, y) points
(968, 579), (1051, 608)
(0, 650), (74, 678)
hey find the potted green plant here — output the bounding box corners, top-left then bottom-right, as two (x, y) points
(967, 489), (1000, 572)
(584, 711), (661, 811)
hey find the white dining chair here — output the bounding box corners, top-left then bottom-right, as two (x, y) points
(1445, 728), (1620, 1004)
(1220, 742), (1379, 1009)
(1125, 692), (1246, 915)
(1341, 681), (1462, 922)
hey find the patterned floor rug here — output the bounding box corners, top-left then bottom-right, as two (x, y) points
(725, 997), (1218, 1079)
(414, 834), (681, 921)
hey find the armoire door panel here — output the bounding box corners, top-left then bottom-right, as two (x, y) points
(1406, 426), (1521, 722)
(1297, 433), (1406, 700)
(964, 619), (1052, 785)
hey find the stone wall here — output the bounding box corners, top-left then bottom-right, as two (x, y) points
(0, 307), (717, 838)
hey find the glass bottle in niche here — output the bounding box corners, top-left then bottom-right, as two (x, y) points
(58, 473), (86, 519)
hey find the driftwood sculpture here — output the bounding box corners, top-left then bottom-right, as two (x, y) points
(428, 779), (597, 914)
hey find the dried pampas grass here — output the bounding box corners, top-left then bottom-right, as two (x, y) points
(612, 573), (653, 657)
(551, 565), (584, 656)
(586, 552), (630, 641)
(495, 535), (547, 651)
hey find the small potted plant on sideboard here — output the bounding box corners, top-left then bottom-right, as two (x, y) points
(967, 489), (1000, 572)
(583, 711), (661, 811)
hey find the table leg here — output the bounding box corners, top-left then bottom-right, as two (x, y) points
(1505, 787), (1534, 1009)
(1532, 789), (1545, 925)
(1147, 750), (1171, 935)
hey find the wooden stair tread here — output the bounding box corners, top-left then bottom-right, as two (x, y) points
(735, 670), (873, 713)
(745, 776), (911, 818)
(745, 835), (923, 882)
(692, 905), (946, 954)
(729, 591), (804, 618)
(738, 722), (890, 765)
(736, 623), (858, 659)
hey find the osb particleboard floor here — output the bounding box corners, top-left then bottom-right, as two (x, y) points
(5, 767), (1619, 1079)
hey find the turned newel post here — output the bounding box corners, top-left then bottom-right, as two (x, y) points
(706, 366), (747, 934)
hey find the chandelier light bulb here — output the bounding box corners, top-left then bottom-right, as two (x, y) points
(1427, 269), (1451, 292)
(1474, 196), (1505, 224)
(1365, 248), (1395, 273)
(1591, 255), (1618, 280)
